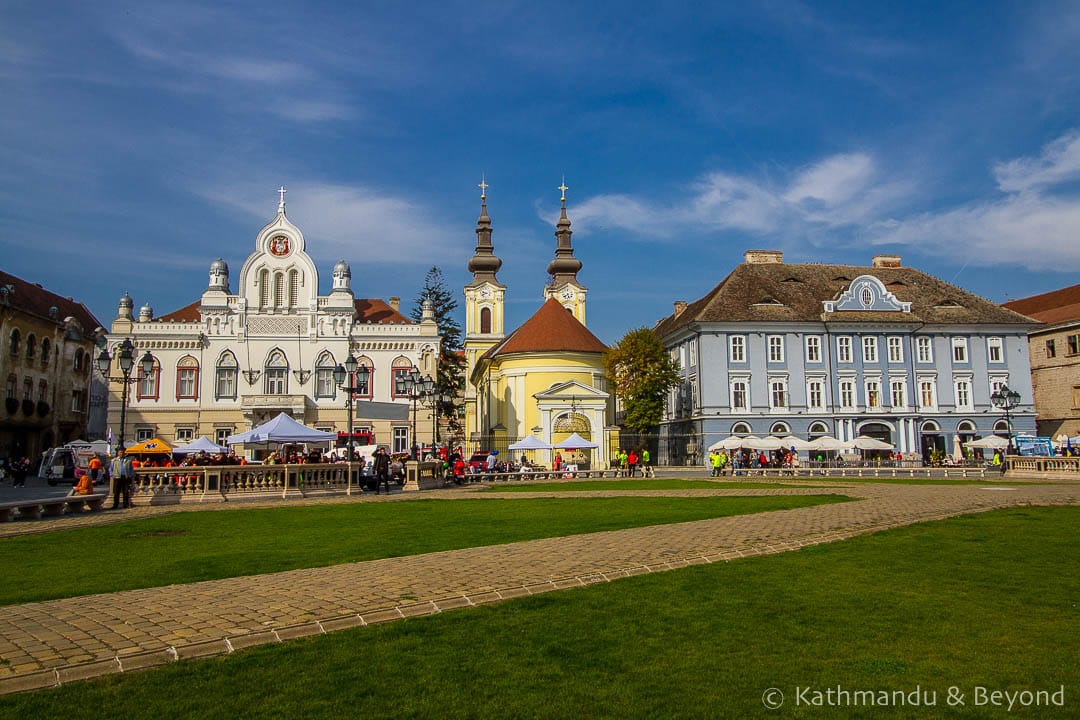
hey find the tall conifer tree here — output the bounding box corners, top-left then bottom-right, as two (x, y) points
(411, 267), (466, 439)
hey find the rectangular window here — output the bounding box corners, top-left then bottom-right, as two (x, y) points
(839, 379), (856, 410)
(917, 337), (933, 363)
(315, 368), (336, 399)
(952, 337), (968, 363)
(865, 379), (881, 409)
(215, 368), (237, 399)
(71, 389), (85, 413)
(1046, 339), (1057, 358)
(837, 336), (852, 363)
(807, 379), (824, 410)
(392, 427), (409, 454)
(265, 369), (287, 395)
(215, 429), (231, 447)
(919, 379), (937, 410)
(136, 428), (154, 442)
(987, 337), (1004, 363)
(1068, 334), (1080, 355)
(352, 368), (372, 398)
(177, 368), (197, 399)
(137, 368), (159, 400)
(954, 378), (972, 410)
(768, 335), (784, 363)
(863, 336), (878, 363)
(392, 368), (410, 398)
(1073, 386), (1080, 409)
(731, 379), (748, 411)
(769, 379), (788, 409)
(175, 428), (195, 443)
(688, 338), (697, 367)
(805, 336), (821, 363)
(887, 337), (903, 363)
(890, 380), (906, 409)
(729, 335), (746, 363)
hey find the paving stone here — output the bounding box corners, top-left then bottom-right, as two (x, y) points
(225, 631), (280, 652)
(56, 658), (121, 683)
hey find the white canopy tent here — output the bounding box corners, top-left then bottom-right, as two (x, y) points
(708, 436), (757, 451)
(806, 435), (847, 451)
(508, 435), (554, 451)
(173, 436), (229, 455)
(779, 436), (814, 451)
(554, 433), (599, 449)
(227, 413), (338, 445)
(963, 435), (1009, 450)
(850, 435), (895, 451)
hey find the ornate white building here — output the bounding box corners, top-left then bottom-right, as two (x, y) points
(104, 191), (440, 455)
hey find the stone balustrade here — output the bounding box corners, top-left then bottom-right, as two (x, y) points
(131, 462), (358, 500)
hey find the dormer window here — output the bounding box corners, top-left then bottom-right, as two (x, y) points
(860, 287), (873, 307)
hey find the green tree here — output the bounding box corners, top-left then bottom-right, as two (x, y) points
(603, 328), (680, 438)
(411, 267), (466, 440)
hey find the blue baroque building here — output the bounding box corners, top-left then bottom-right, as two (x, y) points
(654, 251), (1039, 464)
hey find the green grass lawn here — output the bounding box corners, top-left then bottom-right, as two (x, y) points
(0, 495), (845, 605)
(3, 506), (1075, 719)
(484, 479), (806, 491)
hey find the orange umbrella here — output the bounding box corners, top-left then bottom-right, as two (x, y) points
(124, 437), (173, 455)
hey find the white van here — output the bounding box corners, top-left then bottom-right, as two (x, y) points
(39, 441), (110, 486)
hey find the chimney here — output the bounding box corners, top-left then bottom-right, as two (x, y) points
(744, 250), (783, 265)
(872, 254), (902, 268)
(674, 301), (687, 317)
(388, 296), (400, 312)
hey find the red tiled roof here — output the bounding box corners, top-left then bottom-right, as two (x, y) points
(1002, 283), (1080, 324)
(487, 298), (607, 357)
(155, 299), (413, 324)
(0, 270), (102, 332)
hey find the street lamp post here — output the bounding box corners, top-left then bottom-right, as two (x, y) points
(334, 355), (370, 495)
(96, 339), (154, 452)
(990, 384), (1022, 455)
(397, 366), (435, 460)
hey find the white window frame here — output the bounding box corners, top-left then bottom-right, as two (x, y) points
(987, 337), (1004, 364)
(807, 378), (825, 410)
(865, 378), (882, 409)
(315, 368), (337, 399)
(175, 427), (195, 443)
(839, 378), (856, 410)
(837, 336), (853, 364)
(890, 379), (907, 410)
(887, 336), (903, 364)
(916, 336), (933, 364)
(729, 335), (746, 363)
(805, 336), (822, 363)
(768, 335), (784, 363)
(730, 378), (749, 412)
(863, 336), (878, 364)
(918, 377), (937, 411)
(687, 338), (697, 367)
(952, 337), (968, 364)
(136, 428), (154, 442)
(989, 375), (1008, 397)
(954, 377), (973, 411)
(215, 428), (232, 447)
(769, 377), (788, 410)
(392, 427), (409, 454)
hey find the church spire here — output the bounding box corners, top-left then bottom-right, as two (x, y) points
(546, 177), (583, 284)
(467, 174), (503, 284)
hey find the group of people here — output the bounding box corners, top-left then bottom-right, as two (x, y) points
(610, 448), (651, 477)
(0, 456), (32, 487)
(709, 447), (802, 475)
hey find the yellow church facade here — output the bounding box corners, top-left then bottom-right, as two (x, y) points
(463, 183), (616, 469)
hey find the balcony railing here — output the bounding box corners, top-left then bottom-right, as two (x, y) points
(132, 462), (354, 497)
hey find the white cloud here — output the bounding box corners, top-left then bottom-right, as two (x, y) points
(993, 131), (1080, 193)
(784, 153), (875, 206)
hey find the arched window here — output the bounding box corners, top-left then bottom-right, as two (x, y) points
(480, 307), (492, 334)
(731, 422), (752, 435)
(9, 329), (20, 356)
(5, 374), (15, 400)
(215, 351), (238, 399)
(40, 338), (50, 368)
(23, 377), (33, 400)
(956, 420), (976, 433)
(137, 356), (160, 400)
(553, 412), (590, 435)
(176, 356), (199, 400)
(37, 379), (47, 402)
(353, 356), (373, 398)
(993, 420), (1010, 437)
(391, 356), (413, 398)
(921, 420), (940, 433)
(807, 421), (829, 439)
(770, 421), (790, 435)
(315, 351), (336, 399)
(259, 269), (270, 307)
(26, 334), (36, 360)
(264, 350), (288, 395)
(73, 348), (84, 371)
(273, 272), (285, 308)
(288, 269), (299, 307)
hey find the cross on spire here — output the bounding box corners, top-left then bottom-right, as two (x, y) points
(278, 185), (287, 211)
(558, 177), (568, 204)
(479, 175), (488, 200)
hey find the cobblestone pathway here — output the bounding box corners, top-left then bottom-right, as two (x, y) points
(1, 479), (1077, 694)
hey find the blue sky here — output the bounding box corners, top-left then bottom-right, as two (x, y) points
(3, 1), (1080, 344)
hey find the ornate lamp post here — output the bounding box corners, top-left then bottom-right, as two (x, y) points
(96, 339), (154, 452)
(334, 354), (370, 494)
(990, 384), (1021, 454)
(397, 366), (435, 460)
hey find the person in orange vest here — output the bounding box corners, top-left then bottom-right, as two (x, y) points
(87, 455), (103, 484)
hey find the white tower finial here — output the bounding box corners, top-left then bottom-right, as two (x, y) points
(278, 185), (287, 212)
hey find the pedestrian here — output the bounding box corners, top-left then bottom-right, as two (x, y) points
(88, 454), (103, 484)
(108, 449), (134, 508)
(11, 456), (29, 487)
(710, 450), (722, 477)
(372, 447), (390, 494)
(641, 447), (652, 477)
(627, 449), (638, 477)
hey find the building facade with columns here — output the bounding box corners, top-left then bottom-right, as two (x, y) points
(463, 184), (613, 467)
(103, 192), (440, 455)
(654, 251), (1038, 465)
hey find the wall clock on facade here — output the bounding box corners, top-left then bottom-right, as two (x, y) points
(560, 287), (575, 301)
(479, 287), (493, 299)
(269, 235), (291, 257)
